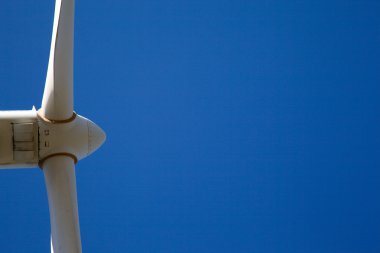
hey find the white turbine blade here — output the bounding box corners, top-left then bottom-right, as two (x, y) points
(51, 237), (55, 253)
(41, 0), (75, 120)
(43, 156), (82, 253)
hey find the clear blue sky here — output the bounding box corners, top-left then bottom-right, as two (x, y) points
(0, 0), (379, 252)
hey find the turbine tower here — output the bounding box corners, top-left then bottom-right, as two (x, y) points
(0, 0), (106, 252)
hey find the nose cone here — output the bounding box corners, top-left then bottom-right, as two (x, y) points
(88, 120), (106, 155)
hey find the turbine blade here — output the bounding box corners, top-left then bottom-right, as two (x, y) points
(41, 0), (75, 121)
(43, 156), (82, 253)
(51, 237), (55, 253)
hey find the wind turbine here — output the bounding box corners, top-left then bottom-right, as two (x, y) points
(0, 0), (105, 252)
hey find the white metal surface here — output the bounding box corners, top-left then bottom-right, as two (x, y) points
(38, 114), (105, 162)
(43, 156), (82, 253)
(41, 0), (74, 121)
(0, 111), (105, 169)
(0, 110), (38, 168)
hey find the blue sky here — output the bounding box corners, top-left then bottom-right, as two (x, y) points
(0, 0), (380, 252)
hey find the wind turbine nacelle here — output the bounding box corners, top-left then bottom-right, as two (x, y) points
(0, 109), (105, 169)
(0, 110), (39, 168)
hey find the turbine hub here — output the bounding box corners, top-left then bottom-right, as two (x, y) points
(38, 113), (106, 166)
(88, 120), (106, 155)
